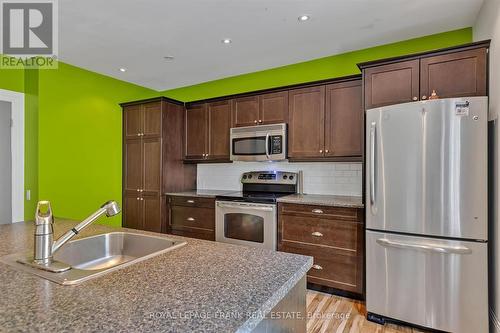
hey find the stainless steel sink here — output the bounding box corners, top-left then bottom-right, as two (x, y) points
(0, 232), (186, 285)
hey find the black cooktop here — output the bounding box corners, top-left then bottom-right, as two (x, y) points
(216, 191), (290, 204)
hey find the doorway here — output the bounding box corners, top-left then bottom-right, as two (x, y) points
(0, 101), (12, 224)
(0, 89), (24, 223)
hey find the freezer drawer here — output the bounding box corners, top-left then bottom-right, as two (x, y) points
(366, 230), (488, 333)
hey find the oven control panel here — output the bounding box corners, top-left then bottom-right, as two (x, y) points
(241, 171), (298, 185)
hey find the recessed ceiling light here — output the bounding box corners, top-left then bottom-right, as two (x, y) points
(222, 38), (232, 44)
(119, 68), (127, 72)
(163, 56), (175, 61)
(298, 15), (310, 21)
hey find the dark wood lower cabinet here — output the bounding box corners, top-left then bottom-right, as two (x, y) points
(166, 195), (215, 241)
(278, 203), (364, 296)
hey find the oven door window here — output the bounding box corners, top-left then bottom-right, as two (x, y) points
(224, 213), (264, 243)
(232, 137), (266, 155)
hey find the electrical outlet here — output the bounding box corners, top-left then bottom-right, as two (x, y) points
(26, 190), (31, 201)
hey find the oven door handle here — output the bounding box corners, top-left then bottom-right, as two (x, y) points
(217, 202), (274, 212)
(265, 133), (271, 160)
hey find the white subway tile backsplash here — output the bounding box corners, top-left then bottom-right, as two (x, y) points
(197, 161), (363, 196)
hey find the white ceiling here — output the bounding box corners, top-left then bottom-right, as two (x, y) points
(59, 0), (484, 91)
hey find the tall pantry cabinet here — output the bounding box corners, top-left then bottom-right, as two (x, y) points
(121, 97), (196, 233)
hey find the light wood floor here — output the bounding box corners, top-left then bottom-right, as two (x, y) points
(306, 291), (429, 333)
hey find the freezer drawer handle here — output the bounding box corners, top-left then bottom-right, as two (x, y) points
(376, 238), (472, 255)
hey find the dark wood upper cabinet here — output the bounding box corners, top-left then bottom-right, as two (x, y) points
(185, 101), (232, 162)
(142, 102), (162, 138)
(288, 86), (325, 159)
(233, 92), (288, 127)
(185, 103), (208, 161)
(325, 80), (363, 157)
(360, 42), (489, 109)
(124, 105), (142, 139)
(207, 100), (232, 160)
(364, 59), (420, 109)
(259, 91), (288, 125)
(233, 96), (259, 127)
(420, 48), (487, 99)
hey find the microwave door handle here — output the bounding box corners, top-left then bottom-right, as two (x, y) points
(265, 133), (271, 160)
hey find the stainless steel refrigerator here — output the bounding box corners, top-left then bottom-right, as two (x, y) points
(365, 97), (488, 333)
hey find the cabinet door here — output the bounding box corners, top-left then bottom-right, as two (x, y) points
(124, 138), (143, 192)
(142, 102), (162, 138)
(123, 193), (143, 230)
(207, 100), (232, 160)
(124, 105), (142, 139)
(143, 195), (162, 233)
(233, 96), (260, 127)
(364, 59), (420, 109)
(325, 80), (363, 157)
(143, 137), (161, 195)
(420, 48), (487, 99)
(259, 91), (288, 125)
(185, 104), (207, 160)
(288, 86), (325, 158)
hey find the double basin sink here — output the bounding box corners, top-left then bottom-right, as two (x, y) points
(1, 232), (186, 285)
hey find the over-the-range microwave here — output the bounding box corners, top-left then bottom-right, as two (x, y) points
(230, 123), (286, 162)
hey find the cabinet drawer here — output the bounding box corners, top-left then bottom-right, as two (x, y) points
(280, 214), (362, 253)
(169, 229), (215, 241)
(279, 242), (363, 294)
(279, 203), (362, 221)
(170, 206), (215, 231)
(169, 196), (215, 208)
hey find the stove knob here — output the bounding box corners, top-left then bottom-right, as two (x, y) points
(248, 174), (252, 179)
(242, 175), (247, 180)
(283, 175), (288, 180)
(289, 175), (294, 180)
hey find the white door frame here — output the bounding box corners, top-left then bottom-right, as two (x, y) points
(0, 89), (24, 223)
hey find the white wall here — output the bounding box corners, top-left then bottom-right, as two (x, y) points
(197, 162), (363, 196)
(0, 101), (12, 224)
(474, 0), (500, 331)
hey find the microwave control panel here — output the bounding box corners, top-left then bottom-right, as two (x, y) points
(270, 135), (282, 154)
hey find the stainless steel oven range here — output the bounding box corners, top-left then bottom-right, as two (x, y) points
(215, 171), (297, 250)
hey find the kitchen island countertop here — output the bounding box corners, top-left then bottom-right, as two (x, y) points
(0, 220), (312, 332)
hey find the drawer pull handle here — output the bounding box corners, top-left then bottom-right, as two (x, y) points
(187, 217), (195, 221)
(311, 231), (323, 237)
(312, 264), (323, 270)
(186, 200), (195, 204)
(312, 209), (324, 214)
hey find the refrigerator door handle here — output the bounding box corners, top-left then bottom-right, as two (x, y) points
(369, 122), (376, 206)
(376, 238), (473, 255)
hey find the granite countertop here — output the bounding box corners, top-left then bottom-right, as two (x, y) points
(0, 220), (312, 332)
(165, 189), (235, 198)
(277, 194), (364, 208)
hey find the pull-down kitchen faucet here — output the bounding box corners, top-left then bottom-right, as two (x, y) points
(30, 200), (120, 272)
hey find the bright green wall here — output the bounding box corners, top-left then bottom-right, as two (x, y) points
(162, 28), (472, 102)
(24, 68), (39, 219)
(38, 62), (156, 226)
(0, 55), (24, 93)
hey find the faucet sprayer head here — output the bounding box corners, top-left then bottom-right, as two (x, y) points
(101, 201), (121, 217)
